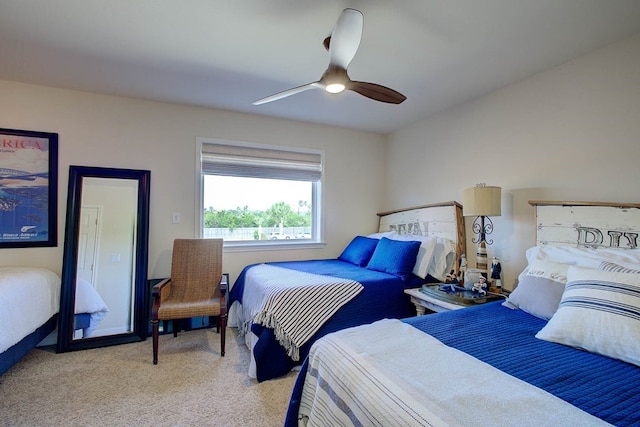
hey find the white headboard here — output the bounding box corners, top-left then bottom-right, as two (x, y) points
(530, 200), (640, 249)
(376, 201), (465, 272)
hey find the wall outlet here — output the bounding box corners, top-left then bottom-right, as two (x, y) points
(172, 212), (181, 224)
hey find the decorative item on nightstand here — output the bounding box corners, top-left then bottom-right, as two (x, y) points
(463, 268), (483, 291)
(459, 254), (467, 283)
(491, 256), (502, 290)
(463, 183), (501, 277)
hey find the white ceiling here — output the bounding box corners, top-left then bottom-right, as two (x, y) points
(1, 1), (640, 134)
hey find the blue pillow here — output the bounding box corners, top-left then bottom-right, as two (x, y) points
(338, 236), (380, 267)
(366, 237), (421, 280)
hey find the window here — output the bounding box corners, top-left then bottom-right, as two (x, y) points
(197, 138), (323, 247)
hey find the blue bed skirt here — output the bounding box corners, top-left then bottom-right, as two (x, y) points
(0, 314), (57, 376)
(285, 302), (640, 426)
(74, 313), (91, 330)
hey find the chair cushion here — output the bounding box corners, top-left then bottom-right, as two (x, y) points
(157, 298), (222, 320)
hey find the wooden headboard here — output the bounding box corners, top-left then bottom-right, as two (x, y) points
(530, 200), (640, 249)
(376, 201), (465, 273)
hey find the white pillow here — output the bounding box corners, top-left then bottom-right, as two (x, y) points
(526, 245), (640, 270)
(598, 261), (640, 274)
(525, 259), (571, 283)
(536, 265), (640, 367)
(428, 237), (455, 281)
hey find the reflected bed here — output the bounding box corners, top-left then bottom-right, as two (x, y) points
(72, 278), (109, 338)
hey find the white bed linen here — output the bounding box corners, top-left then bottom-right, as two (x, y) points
(299, 319), (610, 427)
(74, 278), (109, 337)
(0, 267), (61, 353)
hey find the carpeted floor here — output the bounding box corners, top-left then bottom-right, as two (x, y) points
(0, 328), (297, 427)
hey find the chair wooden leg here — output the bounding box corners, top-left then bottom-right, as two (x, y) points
(173, 319), (179, 337)
(209, 315), (219, 333)
(220, 313), (227, 357)
(152, 319), (159, 365)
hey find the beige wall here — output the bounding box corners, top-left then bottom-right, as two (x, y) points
(3, 31), (638, 294)
(0, 81), (386, 283)
(385, 32), (640, 290)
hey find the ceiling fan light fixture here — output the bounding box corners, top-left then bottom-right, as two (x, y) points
(321, 66), (348, 94)
(325, 83), (346, 93)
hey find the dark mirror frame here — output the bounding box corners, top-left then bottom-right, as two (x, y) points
(57, 166), (150, 352)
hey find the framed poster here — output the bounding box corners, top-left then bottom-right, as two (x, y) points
(0, 128), (58, 248)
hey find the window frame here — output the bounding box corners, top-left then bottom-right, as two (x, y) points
(196, 137), (325, 251)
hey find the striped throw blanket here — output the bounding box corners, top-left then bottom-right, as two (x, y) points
(240, 264), (363, 361)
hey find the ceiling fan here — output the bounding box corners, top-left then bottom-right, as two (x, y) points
(252, 8), (406, 106)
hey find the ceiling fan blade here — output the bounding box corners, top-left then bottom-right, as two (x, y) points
(328, 8), (363, 69)
(349, 81), (407, 104)
(252, 82), (323, 105)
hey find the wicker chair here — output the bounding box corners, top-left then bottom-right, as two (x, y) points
(151, 238), (227, 364)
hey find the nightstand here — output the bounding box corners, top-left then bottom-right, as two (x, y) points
(404, 288), (464, 314)
(404, 284), (507, 315)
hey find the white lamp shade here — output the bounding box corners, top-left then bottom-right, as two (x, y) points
(463, 186), (502, 217)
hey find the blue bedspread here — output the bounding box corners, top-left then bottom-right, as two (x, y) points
(229, 259), (423, 382)
(285, 301), (640, 426)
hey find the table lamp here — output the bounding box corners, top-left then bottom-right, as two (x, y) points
(463, 184), (501, 276)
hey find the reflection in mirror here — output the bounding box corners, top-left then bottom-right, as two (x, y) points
(74, 177), (137, 339)
(57, 166), (150, 352)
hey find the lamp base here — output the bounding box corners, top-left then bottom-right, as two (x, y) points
(476, 240), (488, 277)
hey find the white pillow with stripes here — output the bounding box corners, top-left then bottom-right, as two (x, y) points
(536, 265), (640, 367)
(598, 261), (640, 274)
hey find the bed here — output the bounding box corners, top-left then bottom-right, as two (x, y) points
(229, 201), (465, 382)
(285, 200), (640, 426)
(0, 267), (61, 376)
(72, 278), (109, 339)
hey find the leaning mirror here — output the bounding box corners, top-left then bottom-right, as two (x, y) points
(57, 166), (150, 352)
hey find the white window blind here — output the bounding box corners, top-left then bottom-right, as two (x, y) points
(201, 142), (322, 181)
